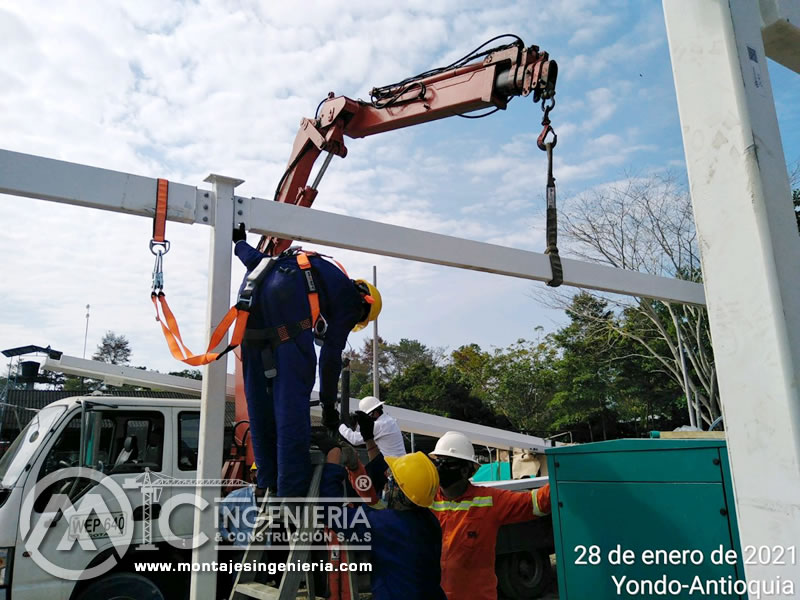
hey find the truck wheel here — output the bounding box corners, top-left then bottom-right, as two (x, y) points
(74, 573), (164, 600)
(497, 550), (552, 599)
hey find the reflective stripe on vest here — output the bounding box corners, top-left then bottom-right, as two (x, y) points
(431, 496), (494, 512)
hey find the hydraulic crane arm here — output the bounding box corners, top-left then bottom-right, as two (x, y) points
(259, 36), (558, 254)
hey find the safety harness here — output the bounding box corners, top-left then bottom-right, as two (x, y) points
(148, 184), (344, 370)
(241, 248), (341, 378)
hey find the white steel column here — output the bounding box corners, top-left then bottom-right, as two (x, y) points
(664, 0), (800, 585)
(189, 174), (241, 599)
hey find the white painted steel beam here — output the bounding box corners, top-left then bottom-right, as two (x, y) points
(473, 476), (549, 490)
(41, 354), (237, 399)
(0, 148), (705, 305)
(760, 0), (800, 73)
(244, 198), (707, 305)
(665, 0), (800, 586)
(0, 149), (203, 223)
(40, 354), (550, 453)
(309, 392), (550, 452)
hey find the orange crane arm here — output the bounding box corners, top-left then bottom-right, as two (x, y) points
(258, 36), (558, 255)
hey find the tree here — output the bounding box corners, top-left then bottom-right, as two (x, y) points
(549, 294), (618, 441)
(92, 331), (132, 365)
(383, 338), (443, 378)
(384, 362), (511, 429)
(450, 343), (493, 398)
(168, 369), (203, 380)
(486, 339), (558, 435)
(538, 173), (720, 427)
(343, 336), (390, 398)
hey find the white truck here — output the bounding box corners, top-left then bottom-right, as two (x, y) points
(0, 355), (554, 600)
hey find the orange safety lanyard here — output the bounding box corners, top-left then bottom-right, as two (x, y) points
(151, 293), (249, 366)
(152, 178), (169, 243)
(148, 177), (247, 366)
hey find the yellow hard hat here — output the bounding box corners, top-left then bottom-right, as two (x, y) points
(352, 279), (382, 332)
(384, 452), (440, 508)
(250, 462), (257, 471)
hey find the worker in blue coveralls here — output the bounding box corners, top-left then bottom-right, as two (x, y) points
(232, 223), (382, 498)
(317, 412), (447, 600)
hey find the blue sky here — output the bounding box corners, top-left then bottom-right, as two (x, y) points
(0, 1), (798, 374)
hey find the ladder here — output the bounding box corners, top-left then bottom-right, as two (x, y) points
(229, 452), (361, 600)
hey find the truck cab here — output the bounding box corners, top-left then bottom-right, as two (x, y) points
(0, 396), (204, 600)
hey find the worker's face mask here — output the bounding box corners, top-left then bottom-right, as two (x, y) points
(382, 475), (413, 510)
(433, 458), (467, 488)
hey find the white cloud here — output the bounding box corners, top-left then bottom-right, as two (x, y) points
(0, 0), (692, 374)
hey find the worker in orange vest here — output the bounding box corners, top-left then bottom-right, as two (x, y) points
(429, 431), (551, 600)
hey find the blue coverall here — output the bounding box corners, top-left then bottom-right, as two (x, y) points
(235, 241), (364, 497)
(320, 462), (448, 600)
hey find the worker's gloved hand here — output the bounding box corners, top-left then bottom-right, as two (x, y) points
(340, 446), (360, 471)
(354, 411), (375, 442)
(322, 403), (340, 431)
(348, 413), (359, 430)
(312, 431), (340, 456)
(232, 222), (246, 243)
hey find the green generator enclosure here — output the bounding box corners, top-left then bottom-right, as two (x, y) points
(546, 439), (747, 599)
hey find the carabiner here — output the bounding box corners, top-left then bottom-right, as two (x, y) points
(151, 249), (165, 293)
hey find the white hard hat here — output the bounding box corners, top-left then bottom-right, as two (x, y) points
(429, 431), (479, 464)
(359, 396), (384, 414)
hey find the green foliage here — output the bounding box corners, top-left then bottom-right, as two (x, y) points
(383, 362), (511, 429)
(793, 188), (799, 233)
(485, 340), (557, 435)
(168, 369), (203, 380)
(549, 294), (616, 440)
(92, 331), (132, 365)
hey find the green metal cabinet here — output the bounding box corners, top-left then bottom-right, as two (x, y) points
(546, 439), (746, 599)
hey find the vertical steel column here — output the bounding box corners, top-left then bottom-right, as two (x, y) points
(189, 174), (242, 599)
(664, 0), (800, 585)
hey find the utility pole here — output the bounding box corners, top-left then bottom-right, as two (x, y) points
(82, 304), (90, 358)
(372, 265), (379, 399)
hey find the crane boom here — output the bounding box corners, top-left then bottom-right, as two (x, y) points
(259, 36), (557, 254)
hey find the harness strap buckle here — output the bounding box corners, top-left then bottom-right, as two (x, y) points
(236, 295), (253, 310)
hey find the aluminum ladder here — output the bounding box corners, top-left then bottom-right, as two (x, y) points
(229, 452), (360, 600)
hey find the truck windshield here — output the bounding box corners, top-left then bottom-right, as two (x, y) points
(0, 404), (67, 488)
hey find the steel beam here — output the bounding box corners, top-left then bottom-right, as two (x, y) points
(665, 0), (800, 586)
(309, 393), (549, 452)
(0, 149), (201, 222)
(244, 198), (706, 305)
(0, 148), (705, 305)
(760, 0), (800, 73)
(41, 354), (237, 399)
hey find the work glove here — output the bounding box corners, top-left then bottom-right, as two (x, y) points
(354, 410), (375, 442)
(232, 222), (247, 243)
(339, 446), (360, 471)
(322, 403), (340, 431)
(348, 413), (359, 430)
(312, 431), (340, 456)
